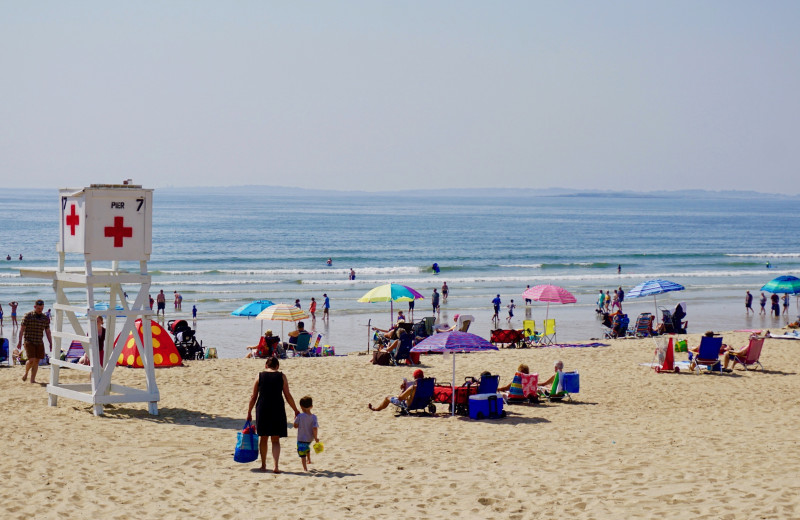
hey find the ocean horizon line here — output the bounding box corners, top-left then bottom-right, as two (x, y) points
(2, 185), (798, 199)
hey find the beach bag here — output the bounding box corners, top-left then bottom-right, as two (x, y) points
(205, 347), (218, 359)
(233, 420), (259, 463)
(371, 351), (391, 366)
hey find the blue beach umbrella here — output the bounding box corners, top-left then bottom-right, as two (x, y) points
(761, 275), (800, 294)
(231, 299), (276, 317)
(232, 299), (275, 334)
(762, 275), (800, 311)
(412, 331), (498, 416)
(627, 279), (685, 322)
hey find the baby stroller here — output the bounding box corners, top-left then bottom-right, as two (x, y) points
(168, 320), (205, 360)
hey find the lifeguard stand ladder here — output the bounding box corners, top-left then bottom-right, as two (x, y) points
(20, 184), (159, 416)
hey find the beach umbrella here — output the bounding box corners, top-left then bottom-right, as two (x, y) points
(762, 275), (800, 311)
(411, 331), (498, 416)
(256, 304), (310, 337)
(358, 283), (424, 324)
(232, 299), (275, 333)
(627, 279), (685, 322)
(761, 275), (800, 294)
(522, 284), (577, 324)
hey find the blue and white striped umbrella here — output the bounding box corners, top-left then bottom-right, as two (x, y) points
(628, 279), (685, 322)
(628, 279), (685, 298)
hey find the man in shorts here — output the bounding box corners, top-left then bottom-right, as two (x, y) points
(156, 290), (166, 317)
(745, 290), (753, 315)
(322, 293), (330, 321)
(18, 299), (52, 384)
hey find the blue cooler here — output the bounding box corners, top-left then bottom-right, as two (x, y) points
(468, 393), (505, 420)
(562, 372), (580, 394)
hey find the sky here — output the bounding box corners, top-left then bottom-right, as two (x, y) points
(2, 1), (799, 193)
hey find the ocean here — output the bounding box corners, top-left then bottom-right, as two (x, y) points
(1, 187), (799, 357)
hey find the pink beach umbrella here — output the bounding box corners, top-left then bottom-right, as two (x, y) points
(522, 284), (577, 323)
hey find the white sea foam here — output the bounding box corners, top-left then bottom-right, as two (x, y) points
(725, 253), (800, 258)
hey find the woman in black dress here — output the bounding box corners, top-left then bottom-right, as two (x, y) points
(247, 357), (299, 473)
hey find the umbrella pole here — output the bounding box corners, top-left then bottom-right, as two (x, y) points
(391, 301), (394, 325)
(451, 352), (456, 416)
(653, 296), (659, 324)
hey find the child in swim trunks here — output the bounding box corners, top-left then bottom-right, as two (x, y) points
(293, 395), (319, 471)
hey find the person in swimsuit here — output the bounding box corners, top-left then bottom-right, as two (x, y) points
(760, 292), (767, 315)
(9, 301), (19, 328)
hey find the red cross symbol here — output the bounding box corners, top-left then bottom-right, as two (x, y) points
(104, 216), (133, 247)
(66, 204), (80, 236)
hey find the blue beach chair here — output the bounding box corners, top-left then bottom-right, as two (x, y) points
(690, 336), (723, 373)
(391, 332), (414, 366)
(395, 377), (436, 415)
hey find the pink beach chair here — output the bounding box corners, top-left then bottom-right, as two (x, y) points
(730, 337), (765, 371)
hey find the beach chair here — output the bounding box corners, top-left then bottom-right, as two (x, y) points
(537, 319), (556, 346)
(632, 313), (654, 338)
(0, 337), (9, 366)
(391, 332), (414, 366)
(64, 340), (86, 362)
(475, 374), (499, 394)
(423, 317), (436, 337)
(289, 333), (312, 356)
(659, 308), (674, 334)
(543, 371), (579, 401)
(505, 372), (540, 404)
(690, 336), (723, 373)
(395, 377), (437, 415)
(456, 314), (474, 332)
(729, 337), (765, 372)
(522, 320), (540, 346)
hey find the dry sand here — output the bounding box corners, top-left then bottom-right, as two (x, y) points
(1, 330), (799, 519)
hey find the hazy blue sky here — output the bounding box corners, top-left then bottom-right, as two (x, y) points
(2, 1), (799, 193)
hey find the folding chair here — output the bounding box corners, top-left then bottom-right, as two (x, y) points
(522, 320), (539, 346)
(394, 377), (437, 416)
(690, 336), (724, 373)
(729, 337), (765, 371)
(505, 372), (539, 404)
(537, 319), (556, 346)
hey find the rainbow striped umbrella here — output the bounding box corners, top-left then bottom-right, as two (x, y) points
(358, 283), (424, 324)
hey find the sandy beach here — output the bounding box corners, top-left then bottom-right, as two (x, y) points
(1, 328), (799, 520)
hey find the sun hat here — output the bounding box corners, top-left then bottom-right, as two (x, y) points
(413, 369), (424, 379)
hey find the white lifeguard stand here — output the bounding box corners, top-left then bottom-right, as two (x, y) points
(20, 184), (160, 416)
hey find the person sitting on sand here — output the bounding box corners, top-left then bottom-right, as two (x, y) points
(498, 364), (530, 392)
(368, 369), (424, 411)
(538, 360), (564, 392)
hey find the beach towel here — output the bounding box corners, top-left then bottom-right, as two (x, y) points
(771, 331), (800, 340)
(542, 342), (610, 348)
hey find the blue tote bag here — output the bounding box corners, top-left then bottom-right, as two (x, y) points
(233, 420), (259, 463)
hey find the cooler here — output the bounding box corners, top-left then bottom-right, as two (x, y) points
(468, 393), (505, 419)
(562, 372), (580, 394)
